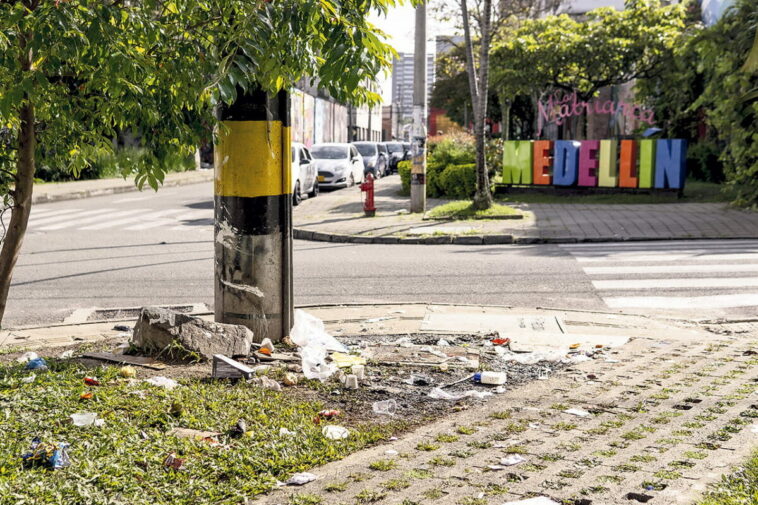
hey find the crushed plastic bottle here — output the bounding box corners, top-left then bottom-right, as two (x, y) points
(472, 371), (506, 385)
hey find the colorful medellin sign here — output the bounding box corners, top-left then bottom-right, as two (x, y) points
(502, 139), (687, 189)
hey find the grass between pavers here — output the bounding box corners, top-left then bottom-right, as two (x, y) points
(495, 180), (733, 204)
(695, 449), (758, 505)
(0, 360), (400, 504)
(426, 200), (520, 220)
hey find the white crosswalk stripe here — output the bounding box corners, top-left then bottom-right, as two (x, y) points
(561, 240), (758, 311)
(26, 207), (213, 232)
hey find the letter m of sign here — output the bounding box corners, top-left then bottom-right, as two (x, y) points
(502, 141), (533, 185)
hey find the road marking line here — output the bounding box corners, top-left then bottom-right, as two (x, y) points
(39, 209), (148, 230)
(584, 264), (758, 275)
(604, 293), (758, 309)
(593, 277), (758, 290)
(29, 209), (113, 227)
(80, 209), (184, 230)
(575, 253), (758, 263)
(560, 240), (758, 249)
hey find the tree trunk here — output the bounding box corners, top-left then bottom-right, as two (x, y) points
(472, 0), (493, 210)
(0, 102), (35, 327)
(0, 29), (36, 328)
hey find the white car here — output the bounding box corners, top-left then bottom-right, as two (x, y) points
(292, 142), (318, 206)
(311, 143), (364, 189)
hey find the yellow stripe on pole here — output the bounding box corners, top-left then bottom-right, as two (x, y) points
(214, 121), (292, 198)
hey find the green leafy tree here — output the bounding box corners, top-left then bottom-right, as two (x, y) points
(0, 0), (417, 327)
(491, 0), (686, 137)
(689, 0), (758, 207)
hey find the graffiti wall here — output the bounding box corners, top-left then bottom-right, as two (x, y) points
(502, 139), (688, 190)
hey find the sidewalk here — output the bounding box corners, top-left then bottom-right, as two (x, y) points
(31, 169), (214, 204)
(294, 175), (758, 244)
(2, 303), (755, 504)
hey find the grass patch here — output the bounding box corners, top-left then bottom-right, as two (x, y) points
(405, 468), (434, 479)
(435, 433), (459, 443)
(382, 479), (411, 491)
(696, 450), (758, 505)
(456, 425), (477, 435)
(416, 442), (440, 451)
(490, 410), (512, 420)
(290, 493), (323, 505)
(324, 481), (348, 493)
(355, 489), (387, 503)
(496, 180), (731, 204)
(429, 456), (456, 467)
(427, 200), (520, 220)
(422, 489), (446, 499)
(0, 361), (396, 505)
(368, 459), (397, 471)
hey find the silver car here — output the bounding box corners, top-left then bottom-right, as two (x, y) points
(312, 143), (364, 189)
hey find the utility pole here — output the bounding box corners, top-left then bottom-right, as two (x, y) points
(410, 3), (427, 213)
(214, 87), (294, 342)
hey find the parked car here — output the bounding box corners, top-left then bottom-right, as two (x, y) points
(291, 142), (318, 206)
(352, 141), (388, 178)
(383, 142), (406, 173)
(311, 143), (364, 189)
(402, 142), (412, 160)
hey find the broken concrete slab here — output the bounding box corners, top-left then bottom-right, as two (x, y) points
(212, 354), (254, 379)
(132, 307), (253, 360)
(82, 352), (167, 370)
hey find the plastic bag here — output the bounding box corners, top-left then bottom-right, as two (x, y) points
(22, 438), (71, 470)
(322, 425), (349, 440)
(290, 310), (347, 352)
(300, 345), (337, 382)
(286, 472), (318, 485)
(145, 376), (179, 390)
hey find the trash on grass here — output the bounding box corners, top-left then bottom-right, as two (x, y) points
(25, 357), (48, 371)
(564, 408), (591, 417)
(316, 409), (341, 422)
(332, 352), (366, 368)
(290, 310), (347, 352)
(212, 354), (254, 380)
(60, 350), (75, 359)
(491, 338), (511, 346)
(300, 344), (337, 382)
(472, 371), (507, 385)
(119, 366), (137, 378)
(79, 392), (93, 400)
(404, 374), (432, 386)
(22, 438), (71, 470)
(259, 338), (275, 354)
(282, 372), (298, 386)
(84, 377), (101, 386)
(229, 419), (247, 438)
(372, 399), (397, 416)
(279, 427), (295, 437)
(436, 338), (451, 346)
(351, 364), (365, 380)
(322, 425), (349, 440)
(248, 376), (282, 391)
(343, 374), (359, 389)
(427, 388), (493, 401)
(21, 374), (35, 384)
(285, 472), (318, 486)
(145, 376), (179, 389)
(385, 449), (398, 456)
(500, 454), (527, 466)
(538, 367), (551, 380)
(17, 352), (39, 364)
(163, 452), (186, 470)
(168, 428), (221, 442)
(70, 412), (100, 427)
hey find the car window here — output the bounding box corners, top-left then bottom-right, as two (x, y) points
(300, 148), (308, 162)
(291, 147), (296, 163)
(387, 143), (403, 153)
(378, 144), (388, 154)
(354, 143), (376, 157)
(351, 147), (359, 158)
(312, 145), (348, 160)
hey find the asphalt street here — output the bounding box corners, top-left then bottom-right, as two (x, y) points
(7, 181), (758, 327)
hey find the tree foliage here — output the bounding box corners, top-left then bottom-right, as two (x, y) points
(0, 0), (418, 326)
(491, 0), (686, 102)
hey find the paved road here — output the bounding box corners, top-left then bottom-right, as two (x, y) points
(7, 182), (758, 327)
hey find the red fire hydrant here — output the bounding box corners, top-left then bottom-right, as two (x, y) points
(359, 173), (376, 217)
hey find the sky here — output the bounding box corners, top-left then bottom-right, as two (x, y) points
(370, 4), (456, 103)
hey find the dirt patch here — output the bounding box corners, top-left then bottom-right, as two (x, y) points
(2, 332), (577, 428)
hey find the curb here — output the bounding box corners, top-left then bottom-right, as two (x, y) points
(293, 228), (758, 246)
(32, 171), (214, 205)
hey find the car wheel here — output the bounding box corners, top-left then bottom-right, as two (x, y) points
(308, 180), (319, 198)
(293, 181), (302, 206)
(347, 173), (355, 187)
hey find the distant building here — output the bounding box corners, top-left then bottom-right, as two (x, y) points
(382, 104), (400, 141)
(391, 52), (435, 130)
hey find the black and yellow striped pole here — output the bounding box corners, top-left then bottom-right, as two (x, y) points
(214, 87), (293, 342)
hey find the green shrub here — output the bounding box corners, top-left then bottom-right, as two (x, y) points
(687, 141), (724, 183)
(398, 160), (411, 195)
(36, 146), (195, 183)
(439, 164), (477, 199)
(427, 132), (475, 168)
